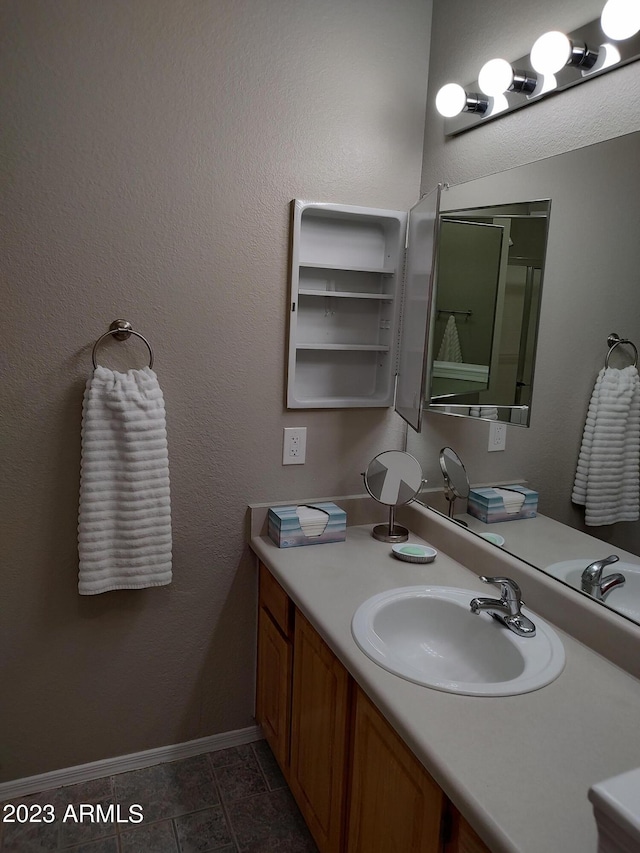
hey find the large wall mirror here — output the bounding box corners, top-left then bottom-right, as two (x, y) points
(409, 130), (640, 627)
(428, 200), (550, 427)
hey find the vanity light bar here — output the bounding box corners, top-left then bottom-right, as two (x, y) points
(439, 11), (640, 136)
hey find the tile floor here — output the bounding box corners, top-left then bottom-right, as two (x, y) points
(0, 740), (318, 852)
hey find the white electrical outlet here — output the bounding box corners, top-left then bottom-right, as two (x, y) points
(488, 421), (507, 452)
(283, 427), (307, 465)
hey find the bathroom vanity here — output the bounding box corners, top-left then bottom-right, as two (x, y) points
(249, 500), (640, 853)
(255, 560), (481, 853)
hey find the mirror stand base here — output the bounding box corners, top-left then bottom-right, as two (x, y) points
(372, 523), (409, 543)
(373, 506), (409, 542)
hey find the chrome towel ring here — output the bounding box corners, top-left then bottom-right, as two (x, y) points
(92, 319), (155, 370)
(605, 333), (638, 368)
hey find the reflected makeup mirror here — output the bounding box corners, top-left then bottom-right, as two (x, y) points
(439, 447), (470, 526)
(363, 451), (425, 543)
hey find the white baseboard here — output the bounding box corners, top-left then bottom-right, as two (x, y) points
(0, 725), (263, 802)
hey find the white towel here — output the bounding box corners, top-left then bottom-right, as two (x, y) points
(437, 314), (463, 362)
(480, 406), (498, 420)
(78, 367), (172, 594)
(572, 365), (640, 526)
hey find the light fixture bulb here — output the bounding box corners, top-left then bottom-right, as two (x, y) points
(435, 83), (467, 117)
(601, 0), (640, 40)
(530, 31), (572, 74)
(478, 58), (514, 96)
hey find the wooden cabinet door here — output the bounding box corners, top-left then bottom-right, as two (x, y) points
(255, 604), (292, 772)
(347, 687), (444, 853)
(289, 610), (351, 853)
(444, 806), (491, 853)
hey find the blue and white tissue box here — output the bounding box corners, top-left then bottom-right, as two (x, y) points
(268, 502), (346, 548)
(467, 486), (538, 524)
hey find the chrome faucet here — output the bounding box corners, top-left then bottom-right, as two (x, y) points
(470, 576), (536, 637)
(581, 555), (625, 601)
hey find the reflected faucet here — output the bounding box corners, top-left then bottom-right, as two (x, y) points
(581, 555), (625, 601)
(470, 576), (536, 637)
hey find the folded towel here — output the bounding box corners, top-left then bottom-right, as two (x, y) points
(437, 314), (463, 363)
(480, 406), (498, 420)
(572, 365), (640, 526)
(78, 367), (172, 594)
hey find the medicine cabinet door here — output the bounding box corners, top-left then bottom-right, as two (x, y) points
(394, 185), (442, 431)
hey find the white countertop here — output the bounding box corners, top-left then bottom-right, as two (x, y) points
(250, 511), (640, 853)
(460, 510), (640, 572)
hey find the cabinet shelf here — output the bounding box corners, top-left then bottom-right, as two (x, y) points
(296, 343), (390, 352)
(300, 262), (395, 275)
(298, 289), (392, 301)
(288, 200), (408, 410)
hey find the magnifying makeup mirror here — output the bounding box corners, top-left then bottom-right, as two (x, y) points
(439, 447), (470, 526)
(362, 451), (425, 543)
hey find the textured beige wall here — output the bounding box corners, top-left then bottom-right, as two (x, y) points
(409, 0), (640, 554)
(0, 0), (432, 781)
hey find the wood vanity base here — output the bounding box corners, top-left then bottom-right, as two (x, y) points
(255, 562), (490, 853)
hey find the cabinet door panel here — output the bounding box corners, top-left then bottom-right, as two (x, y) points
(444, 806), (492, 853)
(289, 611), (350, 853)
(255, 605), (292, 773)
(259, 562), (292, 637)
(347, 687), (443, 853)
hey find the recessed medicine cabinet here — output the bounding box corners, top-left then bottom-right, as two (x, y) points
(286, 190), (440, 431)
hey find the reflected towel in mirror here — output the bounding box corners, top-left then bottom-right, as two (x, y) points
(572, 365), (640, 526)
(437, 314), (463, 362)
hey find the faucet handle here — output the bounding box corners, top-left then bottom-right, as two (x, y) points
(582, 555), (619, 584)
(479, 575), (522, 603)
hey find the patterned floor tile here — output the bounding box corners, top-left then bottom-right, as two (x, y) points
(58, 778), (114, 806)
(0, 740), (317, 853)
(120, 818), (178, 852)
(64, 837), (118, 853)
(207, 745), (255, 771)
(1, 780), (115, 851)
(58, 800), (116, 848)
(0, 788), (62, 851)
(1, 819), (60, 852)
(174, 805), (233, 852)
(250, 742), (286, 791)
(227, 789), (317, 852)
(113, 755), (218, 823)
(213, 762), (266, 805)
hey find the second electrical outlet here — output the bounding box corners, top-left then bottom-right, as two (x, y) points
(488, 421), (507, 452)
(283, 427), (307, 465)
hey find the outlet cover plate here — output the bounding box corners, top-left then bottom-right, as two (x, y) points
(283, 427), (307, 465)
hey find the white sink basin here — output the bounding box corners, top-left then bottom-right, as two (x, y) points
(352, 586), (565, 696)
(546, 559), (640, 621)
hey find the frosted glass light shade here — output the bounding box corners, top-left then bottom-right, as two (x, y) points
(601, 0), (640, 40)
(435, 83), (467, 117)
(478, 58), (514, 96)
(530, 31), (572, 74)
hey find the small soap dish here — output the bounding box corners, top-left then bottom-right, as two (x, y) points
(391, 543), (437, 564)
(479, 532), (505, 547)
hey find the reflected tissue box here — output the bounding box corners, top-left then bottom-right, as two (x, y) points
(268, 502), (347, 548)
(467, 486), (538, 524)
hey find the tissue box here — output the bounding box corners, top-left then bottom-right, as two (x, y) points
(268, 502), (347, 548)
(467, 486), (538, 524)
